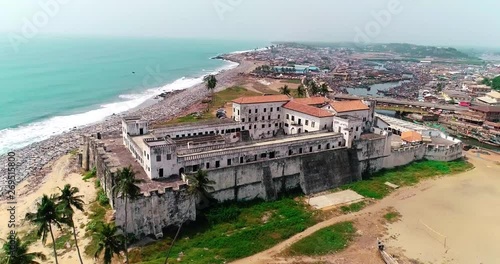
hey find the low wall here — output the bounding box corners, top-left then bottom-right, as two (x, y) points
(383, 145), (426, 169)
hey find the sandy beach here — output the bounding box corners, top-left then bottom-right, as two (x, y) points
(0, 154), (96, 263)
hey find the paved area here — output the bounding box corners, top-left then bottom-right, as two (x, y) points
(308, 190), (364, 209)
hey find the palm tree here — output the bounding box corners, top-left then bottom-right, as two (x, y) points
(25, 195), (67, 264)
(297, 85), (306, 98)
(280, 85), (291, 96)
(1, 235), (46, 264)
(187, 169), (216, 206)
(204, 74), (217, 94)
(113, 166), (143, 264)
(164, 170), (214, 264)
(94, 224), (125, 264)
(310, 82), (320, 96)
(55, 184), (85, 264)
(320, 83), (329, 95)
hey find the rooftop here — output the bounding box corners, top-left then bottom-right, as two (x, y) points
(470, 105), (500, 113)
(329, 100), (369, 113)
(292, 97), (330, 106)
(232, 94), (290, 104)
(283, 101), (334, 118)
(375, 113), (432, 132)
(486, 90), (500, 99)
(401, 131), (423, 142)
(178, 131), (343, 160)
(100, 137), (184, 193)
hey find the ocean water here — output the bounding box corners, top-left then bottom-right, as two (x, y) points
(0, 36), (266, 154)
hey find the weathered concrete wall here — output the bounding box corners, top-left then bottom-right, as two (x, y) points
(383, 145), (426, 169)
(207, 147), (360, 201)
(353, 136), (391, 177)
(114, 186), (195, 239)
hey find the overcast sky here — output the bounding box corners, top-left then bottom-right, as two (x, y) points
(1, 0), (499, 47)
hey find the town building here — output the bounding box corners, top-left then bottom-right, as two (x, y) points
(469, 105), (500, 122)
(477, 90), (500, 106)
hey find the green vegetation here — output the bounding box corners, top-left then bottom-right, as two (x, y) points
(25, 194), (69, 264)
(342, 159), (472, 199)
(82, 167), (97, 181)
(279, 84), (291, 95)
(340, 201), (366, 213)
(384, 210), (402, 223)
(19, 229), (39, 246)
(97, 188), (110, 206)
(287, 221), (355, 256)
(84, 202), (109, 256)
(129, 197), (317, 264)
(166, 86), (260, 124)
(0, 235), (47, 264)
(47, 232), (73, 250)
(482, 76), (500, 91)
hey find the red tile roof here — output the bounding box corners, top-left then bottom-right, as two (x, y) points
(401, 131), (423, 143)
(292, 97), (330, 105)
(232, 94), (290, 104)
(329, 100), (369, 113)
(283, 101), (334, 118)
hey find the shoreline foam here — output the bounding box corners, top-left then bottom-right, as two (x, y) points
(0, 58), (239, 155)
(0, 53), (253, 197)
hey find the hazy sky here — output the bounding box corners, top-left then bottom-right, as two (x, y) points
(1, 0), (499, 47)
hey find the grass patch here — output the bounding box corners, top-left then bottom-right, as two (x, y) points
(19, 229), (39, 246)
(341, 159), (472, 199)
(167, 86), (260, 124)
(84, 201), (110, 257)
(47, 232), (73, 250)
(130, 197), (317, 264)
(384, 210), (402, 223)
(282, 79), (301, 84)
(97, 187), (109, 206)
(82, 167), (96, 181)
(340, 201), (366, 214)
(287, 221), (356, 256)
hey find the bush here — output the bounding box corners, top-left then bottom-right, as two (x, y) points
(205, 204), (242, 225)
(97, 188), (109, 206)
(83, 167), (97, 181)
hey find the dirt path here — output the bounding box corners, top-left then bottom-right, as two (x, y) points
(233, 153), (500, 264)
(233, 189), (403, 263)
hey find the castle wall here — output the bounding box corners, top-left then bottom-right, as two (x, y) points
(82, 134), (195, 239)
(114, 186), (195, 239)
(206, 147), (360, 202)
(383, 145), (426, 169)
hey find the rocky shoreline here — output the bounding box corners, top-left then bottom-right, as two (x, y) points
(0, 55), (253, 197)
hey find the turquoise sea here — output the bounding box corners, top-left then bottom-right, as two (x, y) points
(0, 36), (267, 154)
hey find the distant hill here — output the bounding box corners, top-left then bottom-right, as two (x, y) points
(276, 42), (478, 60)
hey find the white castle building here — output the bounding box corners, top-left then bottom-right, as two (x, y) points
(121, 95), (377, 180)
(82, 94), (464, 238)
